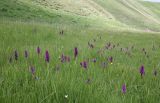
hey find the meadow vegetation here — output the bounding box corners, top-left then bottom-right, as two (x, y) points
(0, 0), (160, 103)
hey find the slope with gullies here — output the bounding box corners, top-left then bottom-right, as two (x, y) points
(91, 0), (160, 31)
(0, 0), (160, 31)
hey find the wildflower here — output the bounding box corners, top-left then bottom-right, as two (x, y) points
(122, 84), (126, 94)
(37, 46), (41, 55)
(80, 61), (88, 69)
(30, 66), (35, 75)
(45, 50), (50, 63)
(83, 61), (87, 69)
(61, 54), (70, 63)
(24, 50), (28, 58)
(140, 65), (145, 77)
(74, 47), (78, 59)
(108, 56), (113, 64)
(14, 50), (18, 61)
(65, 95), (68, 98)
(61, 54), (65, 63)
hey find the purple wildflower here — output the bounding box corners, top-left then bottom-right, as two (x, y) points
(37, 46), (41, 55)
(30, 66), (35, 75)
(80, 61), (88, 69)
(83, 61), (87, 69)
(45, 50), (50, 63)
(61, 54), (65, 63)
(109, 56), (113, 63)
(24, 50), (28, 58)
(74, 47), (78, 59)
(140, 65), (145, 77)
(61, 54), (70, 63)
(122, 84), (126, 94)
(14, 50), (18, 61)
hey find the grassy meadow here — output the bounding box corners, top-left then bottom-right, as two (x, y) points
(0, 0), (160, 103)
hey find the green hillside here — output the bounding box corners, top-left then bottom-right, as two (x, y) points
(1, 0), (160, 31)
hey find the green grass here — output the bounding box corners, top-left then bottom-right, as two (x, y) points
(1, 19), (160, 103)
(0, 0), (160, 103)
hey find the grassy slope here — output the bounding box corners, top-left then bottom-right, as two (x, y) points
(0, 0), (107, 29)
(92, 0), (160, 31)
(26, 0), (160, 31)
(0, 0), (160, 31)
(19, 0), (131, 29)
(1, 0), (160, 103)
(139, 1), (160, 18)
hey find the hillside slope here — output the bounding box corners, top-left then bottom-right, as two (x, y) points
(92, 0), (160, 31)
(0, 0), (160, 31)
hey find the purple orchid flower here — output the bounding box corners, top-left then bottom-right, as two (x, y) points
(61, 54), (70, 63)
(122, 84), (126, 94)
(80, 61), (88, 69)
(30, 66), (35, 75)
(108, 56), (113, 64)
(45, 50), (50, 63)
(74, 47), (78, 59)
(37, 46), (41, 55)
(140, 65), (145, 77)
